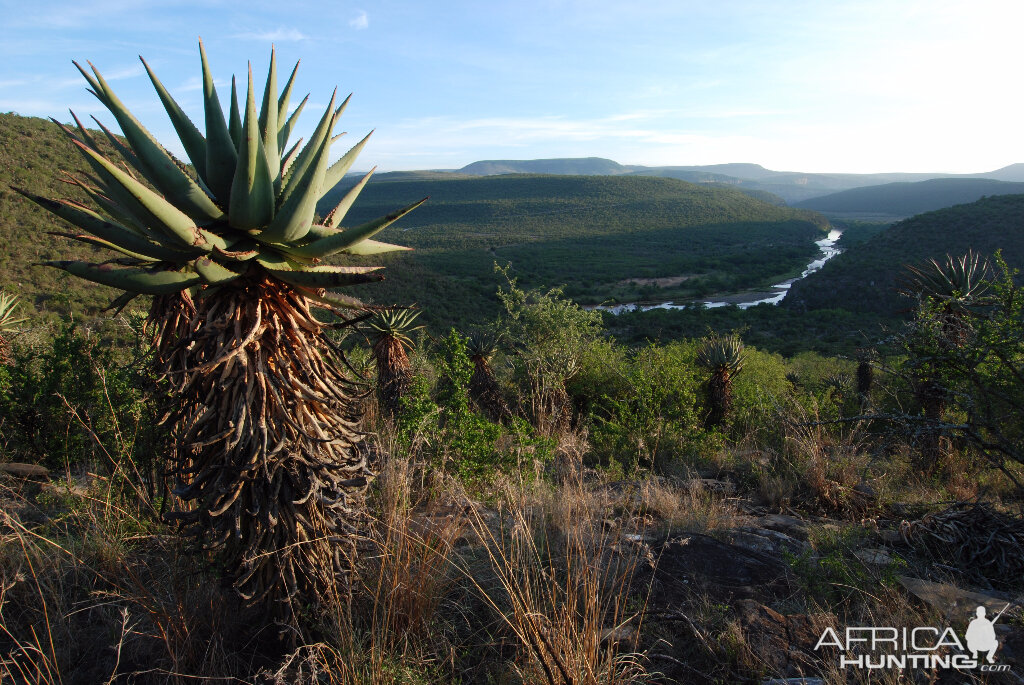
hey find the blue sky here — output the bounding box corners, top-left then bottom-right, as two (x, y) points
(2, 0), (1021, 173)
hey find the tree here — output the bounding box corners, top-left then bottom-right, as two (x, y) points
(0, 292), (25, 366)
(897, 251), (1024, 488)
(898, 251), (991, 472)
(494, 265), (602, 434)
(17, 44), (423, 631)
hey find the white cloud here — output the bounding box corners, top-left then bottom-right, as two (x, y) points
(349, 10), (368, 30)
(232, 27), (309, 42)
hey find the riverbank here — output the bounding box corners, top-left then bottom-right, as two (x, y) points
(592, 228), (843, 314)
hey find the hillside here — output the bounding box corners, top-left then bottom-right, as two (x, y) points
(0, 113), (135, 318)
(458, 157), (631, 176)
(793, 177), (1024, 218)
(782, 194), (1024, 316)
(319, 173), (828, 328)
(444, 157), (1024, 204)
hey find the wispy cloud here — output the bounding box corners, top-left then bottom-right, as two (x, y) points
(54, 64), (146, 89)
(232, 27), (309, 42)
(349, 10), (369, 30)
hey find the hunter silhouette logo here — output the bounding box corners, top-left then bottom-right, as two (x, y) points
(966, 604), (1008, 664)
(814, 604), (1014, 672)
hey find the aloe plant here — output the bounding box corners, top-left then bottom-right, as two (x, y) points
(365, 308), (423, 418)
(0, 292), (26, 365)
(15, 43), (423, 629)
(900, 252), (993, 472)
(696, 333), (745, 426)
(467, 331), (513, 422)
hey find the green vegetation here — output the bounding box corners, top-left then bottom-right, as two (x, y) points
(3, 259), (1023, 681)
(5, 79), (1024, 681)
(784, 193), (1024, 317)
(318, 171), (828, 329)
(794, 177), (1024, 218)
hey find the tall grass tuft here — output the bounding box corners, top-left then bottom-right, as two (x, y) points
(462, 477), (650, 684)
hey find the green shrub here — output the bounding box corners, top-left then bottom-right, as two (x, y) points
(0, 323), (159, 472)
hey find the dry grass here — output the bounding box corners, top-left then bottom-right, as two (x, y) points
(459, 477), (651, 685)
(637, 478), (741, 536)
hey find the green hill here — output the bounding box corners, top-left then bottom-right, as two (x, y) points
(458, 157), (630, 175)
(318, 172), (828, 328)
(0, 113), (137, 318)
(782, 194), (1024, 316)
(793, 178), (1024, 218)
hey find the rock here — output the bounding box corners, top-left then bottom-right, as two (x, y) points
(640, 533), (794, 603)
(0, 462), (50, 479)
(736, 599), (833, 678)
(897, 576), (1020, 621)
(757, 514), (810, 541)
(853, 480), (877, 499)
(694, 478), (736, 495)
(853, 547), (893, 566)
(728, 527), (809, 557)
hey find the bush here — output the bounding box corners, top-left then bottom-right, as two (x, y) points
(589, 341), (711, 473)
(0, 322), (159, 473)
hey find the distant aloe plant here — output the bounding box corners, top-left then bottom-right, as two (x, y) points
(366, 308), (424, 418)
(900, 251), (993, 472)
(0, 293), (26, 365)
(467, 331), (513, 422)
(696, 333), (745, 426)
(899, 250), (991, 348)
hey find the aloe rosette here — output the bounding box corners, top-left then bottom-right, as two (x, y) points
(15, 42), (424, 630)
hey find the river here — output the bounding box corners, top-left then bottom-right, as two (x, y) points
(596, 228), (843, 314)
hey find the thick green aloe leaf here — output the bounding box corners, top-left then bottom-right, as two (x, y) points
(76, 61), (225, 224)
(40, 261), (202, 294)
(325, 166), (374, 228)
(62, 174), (152, 237)
(266, 265), (384, 289)
(52, 232), (160, 262)
(340, 238), (412, 255)
(296, 287), (366, 311)
(321, 132), (373, 198)
(277, 94), (307, 166)
(71, 141), (207, 249)
(289, 198), (426, 259)
(141, 56), (208, 180)
(229, 66), (275, 230)
(277, 60), (300, 137)
(13, 188), (195, 261)
(229, 76), (242, 151)
(67, 111), (101, 150)
(258, 47), (280, 182)
(278, 91), (343, 208)
(194, 256), (243, 285)
(280, 137), (303, 178)
(259, 108), (337, 243)
(200, 40), (238, 202)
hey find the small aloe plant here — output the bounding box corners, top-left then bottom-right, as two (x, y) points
(365, 308), (424, 418)
(467, 330), (513, 422)
(0, 292), (27, 365)
(696, 333), (745, 426)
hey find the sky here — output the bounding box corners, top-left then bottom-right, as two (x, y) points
(1, 0), (1022, 174)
